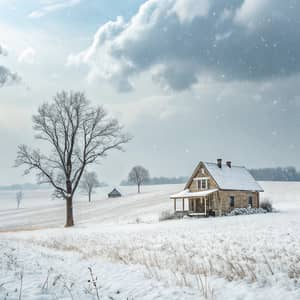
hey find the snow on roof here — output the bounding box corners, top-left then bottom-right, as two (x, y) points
(203, 162), (264, 191)
(170, 188), (218, 199)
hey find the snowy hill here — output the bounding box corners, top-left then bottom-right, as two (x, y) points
(0, 184), (184, 230)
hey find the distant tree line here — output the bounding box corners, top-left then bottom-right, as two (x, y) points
(121, 175), (188, 186)
(120, 166), (300, 186)
(249, 167), (300, 181)
(4, 167), (299, 194)
(0, 181), (108, 191)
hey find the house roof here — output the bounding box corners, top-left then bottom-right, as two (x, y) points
(170, 188), (218, 199)
(185, 161), (264, 192)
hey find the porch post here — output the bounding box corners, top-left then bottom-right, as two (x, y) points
(204, 196), (207, 216)
(174, 198), (176, 212)
(193, 198), (196, 212)
(217, 191), (222, 216)
(182, 198), (185, 211)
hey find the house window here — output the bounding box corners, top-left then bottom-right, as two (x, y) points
(229, 196), (235, 208)
(201, 168), (205, 175)
(248, 196), (253, 208)
(197, 179), (208, 190)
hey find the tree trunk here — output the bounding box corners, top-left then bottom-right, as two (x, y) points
(65, 196), (74, 227)
(138, 184), (140, 193)
(65, 178), (74, 227)
(88, 190), (91, 202)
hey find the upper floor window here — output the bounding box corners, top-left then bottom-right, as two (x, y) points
(197, 178), (209, 190)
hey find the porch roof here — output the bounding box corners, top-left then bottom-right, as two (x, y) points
(170, 188), (218, 199)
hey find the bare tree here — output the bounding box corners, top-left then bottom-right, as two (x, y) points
(80, 171), (100, 202)
(128, 166), (150, 193)
(16, 191), (23, 209)
(15, 91), (130, 227)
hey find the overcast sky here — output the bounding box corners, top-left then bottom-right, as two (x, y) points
(1, 0), (300, 185)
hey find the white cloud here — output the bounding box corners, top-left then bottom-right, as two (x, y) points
(67, 16), (134, 91)
(234, 0), (272, 28)
(67, 0), (209, 91)
(0, 44), (8, 56)
(18, 47), (36, 64)
(28, 0), (80, 18)
(68, 0), (300, 92)
(171, 0), (210, 23)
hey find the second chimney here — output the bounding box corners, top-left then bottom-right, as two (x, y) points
(217, 158), (222, 168)
(226, 161), (232, 168)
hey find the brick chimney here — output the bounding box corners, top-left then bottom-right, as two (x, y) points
(226, 161), (232, 168)
(217, 158), (222, 168)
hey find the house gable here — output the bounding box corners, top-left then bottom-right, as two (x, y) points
(185, 161), (219, 192)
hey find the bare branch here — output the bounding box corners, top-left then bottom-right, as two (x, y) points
(15, 144), (66, 194)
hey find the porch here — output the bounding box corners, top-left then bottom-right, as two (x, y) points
(170, 189), (218, 217)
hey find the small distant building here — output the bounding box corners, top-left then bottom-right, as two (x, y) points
(170, 159), (264, 217)
(108, 188), (122, 198)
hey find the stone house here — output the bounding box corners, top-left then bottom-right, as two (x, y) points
(170, 159), (264, 216)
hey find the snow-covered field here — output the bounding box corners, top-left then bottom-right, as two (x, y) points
(0, 184), (180, 230)
(0, 182), (300, 299)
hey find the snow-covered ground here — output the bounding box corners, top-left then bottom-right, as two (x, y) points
(0, 182), (300, 299)
(0, 184), (181, 230)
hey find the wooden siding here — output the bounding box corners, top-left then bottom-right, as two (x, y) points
(187, 162), (218, 192)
